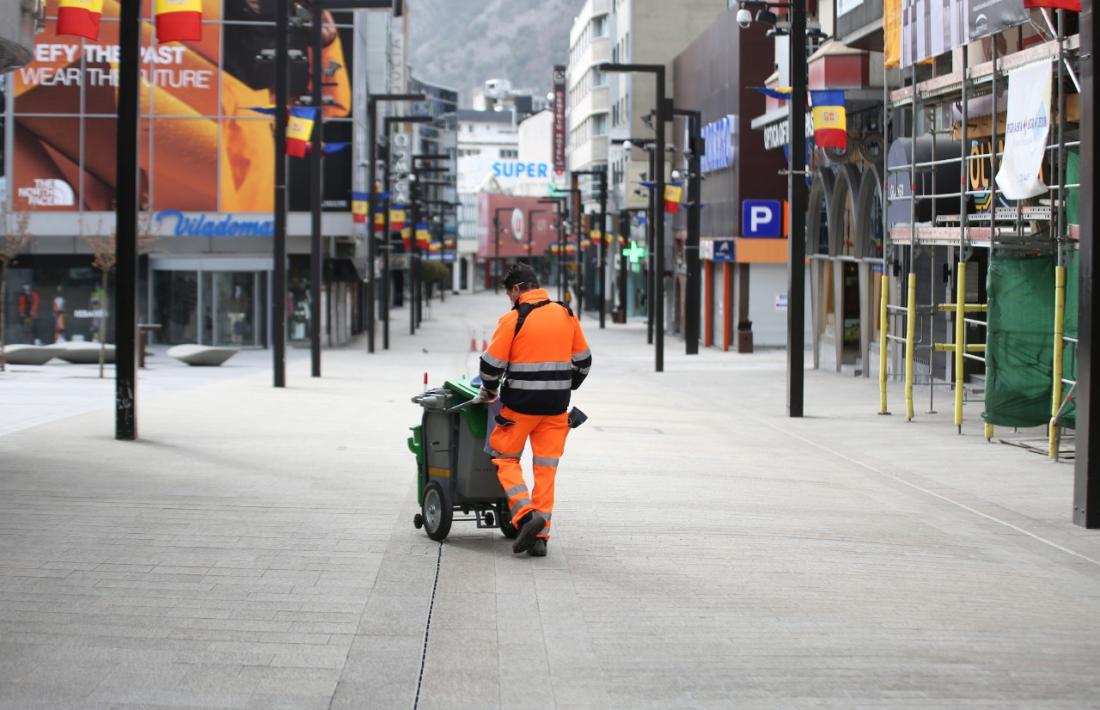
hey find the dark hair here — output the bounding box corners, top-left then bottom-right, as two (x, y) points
(502, 263), (539, 290)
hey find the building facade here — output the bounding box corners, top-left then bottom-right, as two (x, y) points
(3, 4), (387, 350)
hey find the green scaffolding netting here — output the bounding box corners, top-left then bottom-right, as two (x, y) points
(1062, 251), (1079, 429)
(983, 254), (1056, 428)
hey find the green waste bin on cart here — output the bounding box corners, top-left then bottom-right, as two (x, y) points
(408, 379), (519, 542)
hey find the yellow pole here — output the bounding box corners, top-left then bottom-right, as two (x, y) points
(985, 422), (993, 442)
(954, 261), (966, 433)
(1049, 265), (1066, 459)
(879, 274), (889, 415)
(905, 271), (916, 421)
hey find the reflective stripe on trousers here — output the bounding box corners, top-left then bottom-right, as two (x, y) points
(488, 405), (569, 541)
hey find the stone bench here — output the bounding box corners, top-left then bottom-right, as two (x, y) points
(1, 344), (63, 366)
(167, 344), (239, 367)
(55, 342), (115, 364)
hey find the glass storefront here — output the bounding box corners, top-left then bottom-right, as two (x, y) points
(150, 259), (269, 347)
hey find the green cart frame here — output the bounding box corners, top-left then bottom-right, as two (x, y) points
(408, 380), (519, 542)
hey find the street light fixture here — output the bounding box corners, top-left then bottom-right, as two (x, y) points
(672, 107), (703, 356)
(538, 197), (568, 300)
(493, 207), (514, 294)
(737, 0), (808, 417)
(381, 114), (431, 349)
(365, 94), (425, 355)
(613, 137), (657, 345)
(570, 169), (609, 329)
(600, 61), (671, 374)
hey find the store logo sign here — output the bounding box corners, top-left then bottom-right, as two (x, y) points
(155, 210), (274, 238)
(18, 179), (75, 207)
(701, 115), (737, 173)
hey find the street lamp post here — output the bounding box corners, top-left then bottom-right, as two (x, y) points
(674, 108), (703, 355)
(569, 169), (609, 328)
(538, 197), (568, 300)
(527, 208), (553, 262)
(737, 0), (808, 416)
(493, 207), (513, 293)
(410, 155), (451, 331)
(366, 94), (425, 354)
(600, 63), (671, 373)
(381, 114), (431, 349)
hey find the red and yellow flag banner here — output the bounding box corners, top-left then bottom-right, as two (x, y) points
(811, 90), (847, 150)
(286, 107), (317, 158)
(57, 0), (105, 40)
(155, 0), (202, 42)
(664, 183), (683, 215)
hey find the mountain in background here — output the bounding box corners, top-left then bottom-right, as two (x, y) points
(408, 0), (580, 105)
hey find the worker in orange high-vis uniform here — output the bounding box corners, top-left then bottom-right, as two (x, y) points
(477, 263), (592, 557)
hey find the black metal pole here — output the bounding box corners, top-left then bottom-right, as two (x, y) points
(619, 210), (629, 320)
(114, 0), (140, 440)
(409, 174), (418, 336)
(309, 11), (323, 377)
(494, 211), (501, 293)
(684, 111), (701, 355)
(599, 173), (608, 329)
(654, 66), (667, 373)
(366, 98), (378, 353)
(571, 174), (582, 316)
(382, 136), (391, 349)
(560, 202), (567, 301)
(273, 0), (288, 386)
(1074, 0), (1097, 527)
(646, 147), (655, 346)
(787, 2), (807, 415)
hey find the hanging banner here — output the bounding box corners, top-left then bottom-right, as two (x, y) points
(552, 65), (566, 177)
(996, 60), (1052, 200)
(968, 0), (1030, 41)
(901, 0), (1029, 67)
(884, 0), (901, 68)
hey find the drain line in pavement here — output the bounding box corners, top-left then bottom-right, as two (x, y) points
(413, 542), (444, 710)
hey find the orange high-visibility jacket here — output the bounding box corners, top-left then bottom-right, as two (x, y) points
(479, 288), (592, 415)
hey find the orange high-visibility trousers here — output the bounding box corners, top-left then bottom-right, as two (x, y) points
(488, 406), (569, 540)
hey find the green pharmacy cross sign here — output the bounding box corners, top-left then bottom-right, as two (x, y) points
(624, 240), (647, 265)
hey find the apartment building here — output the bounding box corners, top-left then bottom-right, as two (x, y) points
(566, 0), (729, 211)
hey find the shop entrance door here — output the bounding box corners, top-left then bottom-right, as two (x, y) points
(150, 258), (271, 347)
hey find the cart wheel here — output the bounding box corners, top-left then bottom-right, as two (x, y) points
(413, 513), (424, 529)
(422, 482), (452, 541)
(497, 501), (519, 539)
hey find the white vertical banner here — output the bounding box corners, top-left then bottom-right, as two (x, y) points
(995, 60), (1052, 200)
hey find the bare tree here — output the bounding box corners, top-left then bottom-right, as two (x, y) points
(0, 209), (32, 373)
(82, 213), (158, 378)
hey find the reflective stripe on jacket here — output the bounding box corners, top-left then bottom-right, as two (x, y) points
(479, 288), (592, 415)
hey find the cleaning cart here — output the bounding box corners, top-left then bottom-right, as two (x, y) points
(408, 379), (519, 542)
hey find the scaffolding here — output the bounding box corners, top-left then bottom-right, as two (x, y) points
(878, 9), (1082, 459)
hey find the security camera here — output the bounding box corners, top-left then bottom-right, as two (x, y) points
(622, 140), (633, 152)
(736, 7), (753, 28)
(671, 170), (682, 181)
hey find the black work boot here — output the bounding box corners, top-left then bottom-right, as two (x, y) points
(511, 512), (546, 554)
(528, 538), (547, 557)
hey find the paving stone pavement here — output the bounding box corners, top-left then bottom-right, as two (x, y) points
(1, 291), (1099, 709)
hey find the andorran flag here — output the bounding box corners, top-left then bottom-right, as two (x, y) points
(351, 192), (368, 224)
(286, 107), (317, 158)
(155, 0), (202, 42)
(57, 0), (105, 40)
(415, 224), (431, 247)
(811, 90), (847, 150)
(664, 183), (684, 215)
(1024, 0), (1079, 9)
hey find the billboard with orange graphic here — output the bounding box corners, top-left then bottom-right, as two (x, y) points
(10, 0), (354, 214)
